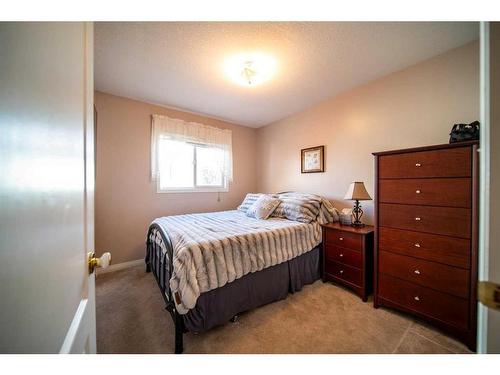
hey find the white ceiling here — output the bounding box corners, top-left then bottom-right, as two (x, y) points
(94, 22), (478, 128)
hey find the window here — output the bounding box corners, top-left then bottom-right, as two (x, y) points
(158, 139), (226, 191)
(151, 115), (232, 193)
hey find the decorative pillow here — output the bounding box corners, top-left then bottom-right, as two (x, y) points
(271, 192), (339, 224)
(271, 193), (320, 223)
(317, 197), (340, 224)
(237, 193), (263, 213)
(246, 195), (282, 220)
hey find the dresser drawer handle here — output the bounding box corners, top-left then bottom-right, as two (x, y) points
(414, 269), (421, 275)
(339, 237), (344, 241)
(414, 296), (420, 301)
(416, 189), (421, 194)
(339, 270), (344, 274)
(415, 217), (421, 221)
(415, 163), (422, 167)
(414, 243), (421, 248)
(339, 253), (344, 257)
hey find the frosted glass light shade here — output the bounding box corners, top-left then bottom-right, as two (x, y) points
(344, 182), (372, 201)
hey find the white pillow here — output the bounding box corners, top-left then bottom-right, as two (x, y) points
(237, 193), (263, 213)
(246, 195), (282, 220)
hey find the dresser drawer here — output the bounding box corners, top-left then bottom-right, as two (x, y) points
(378, 147), (471, 179)
(325, 244), (362, 268)
(379, 203), (471, 238)
(325, 260), (362, 286)
(379, 251), (470, 298)
(378, 227), (470, 269)
(325, 229), (362, 250)
(378, 274), (469, 329)
(379, 178), (471, 208)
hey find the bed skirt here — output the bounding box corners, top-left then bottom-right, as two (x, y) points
(183, 245), (321, 332)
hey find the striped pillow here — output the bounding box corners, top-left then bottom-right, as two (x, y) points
(272, 192), (339, 224)
(237, 193), (263, 213)
(318, 197), (339, 224)
(246, 195), (282, 220)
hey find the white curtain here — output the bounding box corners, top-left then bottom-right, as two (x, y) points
(151, 114), (233, 182)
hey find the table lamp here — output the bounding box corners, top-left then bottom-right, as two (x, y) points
(344, 181), (372, 227)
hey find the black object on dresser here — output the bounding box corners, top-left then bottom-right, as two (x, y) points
(372, 141), (479, 351)
(321, 222), (374, 301)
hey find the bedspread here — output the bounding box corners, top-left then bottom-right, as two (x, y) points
(151, 210), (321, 314)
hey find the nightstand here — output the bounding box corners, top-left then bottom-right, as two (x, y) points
(321, 222), (374, 301)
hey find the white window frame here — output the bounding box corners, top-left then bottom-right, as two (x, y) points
(156, 140), (229, 194)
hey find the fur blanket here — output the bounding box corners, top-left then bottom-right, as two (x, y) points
(152, 210), (322, 314)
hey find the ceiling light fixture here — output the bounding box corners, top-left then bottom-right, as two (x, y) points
(223, 52), (277, 87)
(242, 61), (257, 85)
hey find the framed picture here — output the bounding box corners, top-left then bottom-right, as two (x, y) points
(301, 145), (324, 173)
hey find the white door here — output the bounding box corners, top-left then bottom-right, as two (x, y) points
(0, 22), (98, 353)
(478, 21), (500, 354)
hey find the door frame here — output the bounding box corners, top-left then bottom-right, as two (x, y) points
(477, 21), (490, 354)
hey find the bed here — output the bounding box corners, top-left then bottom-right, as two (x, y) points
(145, 193), (338, 353)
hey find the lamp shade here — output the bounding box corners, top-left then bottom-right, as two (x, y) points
(344, 181), (372, 201)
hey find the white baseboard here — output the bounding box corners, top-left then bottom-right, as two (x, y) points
(96, 258), (144, 275)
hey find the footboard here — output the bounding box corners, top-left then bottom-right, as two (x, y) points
(145, 223), (185, 353)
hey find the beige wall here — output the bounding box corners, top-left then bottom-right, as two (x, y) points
(256, 41), (479, 223)
(95, 41), (479, 264)
(95, 92), (257, 263)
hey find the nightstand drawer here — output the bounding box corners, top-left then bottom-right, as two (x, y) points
(325, 260), (362, 286)
(325, 229), (362, 251)
(325, 244), (362, 268)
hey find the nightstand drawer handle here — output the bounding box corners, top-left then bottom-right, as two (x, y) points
(339, 237), (344, 241)
(339, 270), (344, 274)
(414, 269), (421, 275)
(416, 189), (421, 194)
(414, 296), (420, 301)
(415, 163), (421, 167)
(414, 243), (421, 248)
(415, 217), (421, 221)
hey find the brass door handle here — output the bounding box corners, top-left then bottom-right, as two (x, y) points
(478, 281), (500, 311)
(88, 251), (112, 274)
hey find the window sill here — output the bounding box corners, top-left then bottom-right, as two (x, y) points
(156, 188), (229, 194)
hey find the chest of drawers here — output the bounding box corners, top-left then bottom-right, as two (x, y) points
(373, 141), (479, 351)
(321, 223), (374, 301)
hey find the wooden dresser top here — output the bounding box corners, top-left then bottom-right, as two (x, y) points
(372, 140), (478, 156)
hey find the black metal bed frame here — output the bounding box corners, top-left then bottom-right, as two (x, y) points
(145, 223), (185, 354)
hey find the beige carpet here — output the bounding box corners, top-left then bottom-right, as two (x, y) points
(96, 265), (472, 354)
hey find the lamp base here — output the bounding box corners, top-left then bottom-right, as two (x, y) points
(352, 200), (364, 227)
(351, 222), (365, 227)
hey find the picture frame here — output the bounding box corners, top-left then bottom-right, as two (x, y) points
(301, 145), (324, 173)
